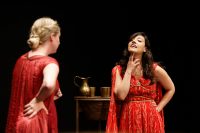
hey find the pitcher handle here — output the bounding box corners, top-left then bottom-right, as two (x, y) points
(74, 76), (80, 87)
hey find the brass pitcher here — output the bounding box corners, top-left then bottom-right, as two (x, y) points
(74, 76), (91, 96)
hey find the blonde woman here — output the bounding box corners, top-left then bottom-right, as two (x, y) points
(6, 17), (62, 133)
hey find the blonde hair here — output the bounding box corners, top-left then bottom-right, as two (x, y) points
(27, 17), (60, 49)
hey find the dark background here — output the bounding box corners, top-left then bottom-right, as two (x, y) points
(0, 1), (198, 133)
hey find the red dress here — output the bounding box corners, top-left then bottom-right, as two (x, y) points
(5, 53), (61, 133)
(106, 65), (164, 133)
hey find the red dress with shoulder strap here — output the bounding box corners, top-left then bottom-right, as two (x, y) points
(106, 64), (164, 133)
(5, 53), (61, 133)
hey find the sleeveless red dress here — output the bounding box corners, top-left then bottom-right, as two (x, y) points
(5, 53), (61, 133)
(106, 64), (164, 133)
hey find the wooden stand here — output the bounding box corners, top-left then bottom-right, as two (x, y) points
(74, 96), (110, 133)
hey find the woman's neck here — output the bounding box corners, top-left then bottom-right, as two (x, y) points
(133, 53), (143, 78)
(134, 53), (142, 60)
(28, 47), (49, 58)
(29, 42), (52, 56)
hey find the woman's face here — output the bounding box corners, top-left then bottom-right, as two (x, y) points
(128, 35), (146, 54)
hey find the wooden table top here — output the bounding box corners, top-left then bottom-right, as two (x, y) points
(74, 96), (110, 101)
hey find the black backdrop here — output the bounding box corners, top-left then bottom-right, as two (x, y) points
(0, 2), (198, 133)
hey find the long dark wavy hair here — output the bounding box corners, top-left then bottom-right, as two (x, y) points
(117, 32), (156, 83)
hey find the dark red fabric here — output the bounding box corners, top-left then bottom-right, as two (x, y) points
(106, 64), (164, 133)
(5, 53), (60, 133)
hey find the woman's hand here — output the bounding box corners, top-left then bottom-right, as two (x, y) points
(24, 97), (48, 118)
(126, 53), (140, 74)
(54, 89), (63, 100)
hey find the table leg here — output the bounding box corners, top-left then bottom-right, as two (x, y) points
(76, 100), (79, 133)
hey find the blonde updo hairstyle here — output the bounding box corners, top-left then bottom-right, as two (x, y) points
(27, 17), (60, 49)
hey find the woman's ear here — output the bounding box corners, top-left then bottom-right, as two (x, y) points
(50, 33), (55, 40)
(49, 33), (53, 41)
(144, 47), (147, 52)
